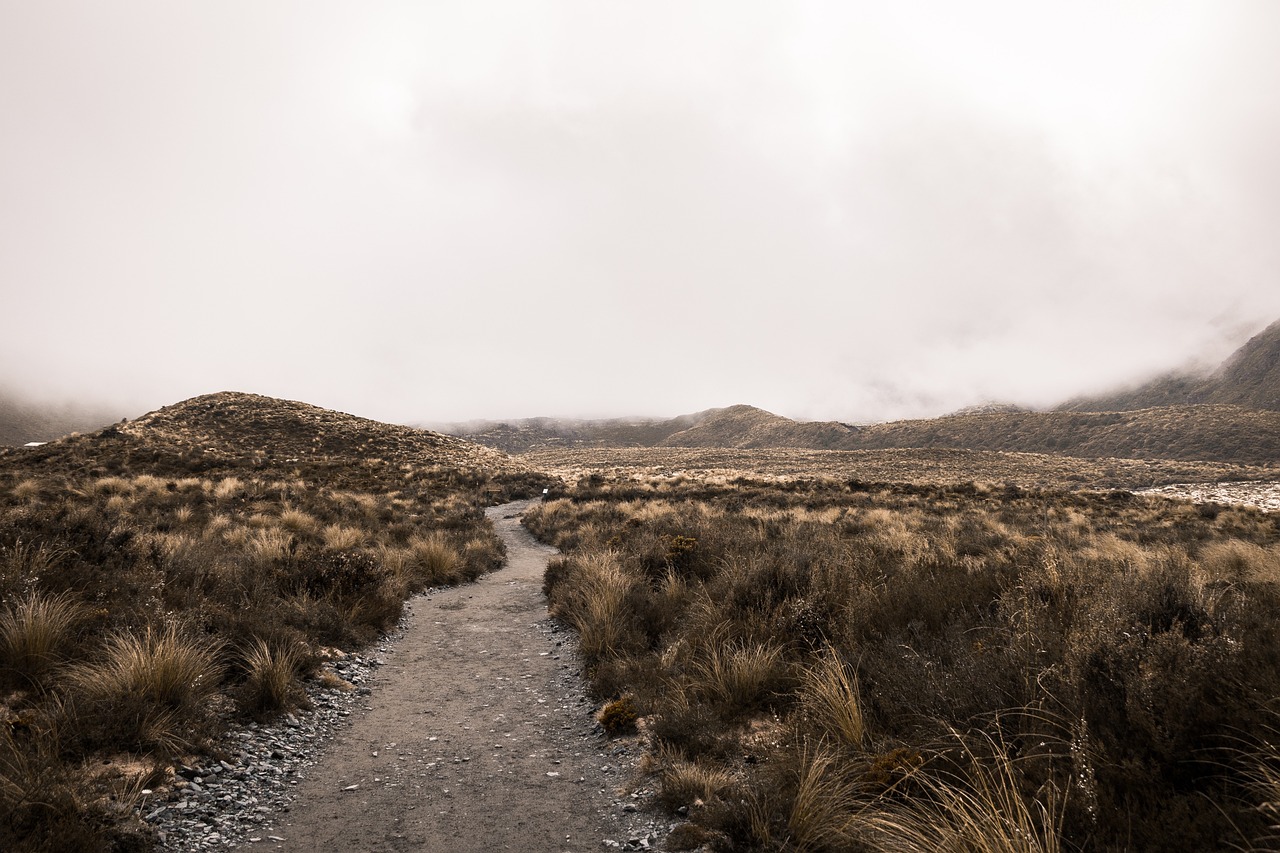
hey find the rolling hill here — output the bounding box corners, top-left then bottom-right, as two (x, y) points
(2, 391), (542, 495)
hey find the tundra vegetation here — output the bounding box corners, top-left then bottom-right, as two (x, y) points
(0, 393), (549, 851)
(526, 474), (1280, 852)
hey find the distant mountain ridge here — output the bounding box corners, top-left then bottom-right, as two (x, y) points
(1060, 318), (1280, 412)
(0, 388), (121, 446)
(441, 318), (1280, 465)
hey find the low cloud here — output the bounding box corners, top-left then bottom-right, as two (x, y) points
(2, 2), (1278, 424)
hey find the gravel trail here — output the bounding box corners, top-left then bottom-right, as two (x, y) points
(208, 498), (664, 853)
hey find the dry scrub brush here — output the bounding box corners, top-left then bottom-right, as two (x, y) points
(527, 474), (1280, 852)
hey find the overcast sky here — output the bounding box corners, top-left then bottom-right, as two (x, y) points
(3, 2), (1279, 424)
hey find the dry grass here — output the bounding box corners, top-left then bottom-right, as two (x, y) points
(800, 646), (866, 749)
(524, 446), (1276, 491)
(408, 533), (460, 582)
(857, 730), (1066, 853)
(785, 745), (860, 853)
(0, 591), (85, 689)
(548, 551), (634, 664)
(657, 748), (736, 810)
(73, 625), (222, 711)
(691, 640), (788, 712)
(321, 523), (365, 550)
(239, 638), (307, 714)
(527, 473), (1280, 851)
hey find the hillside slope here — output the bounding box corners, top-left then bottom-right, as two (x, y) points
(451, 402), (1280, 465)
(850, 405), (1280, 465)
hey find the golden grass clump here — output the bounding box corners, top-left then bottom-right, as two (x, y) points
(800, 646), (867, 749)
(71, 625), (222, 712)
(11, 478), (41, 501)
(1199, 539), (1280, 583)
(784, 745), (860, 853)
(856, 730), (1066, 853)
(278, 507), (319, 534)
(211, 476), (243, 501)
(321, 523), (365, 550)
(91, 476), (133, 497)
(0, 591), (85, 687)
(552, 551), (633, 663)
(408, 533), (460, 581)
(692, 640), (787, 711)
(239, 639), (307, 714)
(657, 750), (736, 810)
(249, 526), (294, 563)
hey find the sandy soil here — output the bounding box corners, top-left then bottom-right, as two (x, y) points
(242, 499), (652, 852)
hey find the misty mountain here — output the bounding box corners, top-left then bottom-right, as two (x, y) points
(1060, 318), (1280, 412)
(0, 388), (122, 447)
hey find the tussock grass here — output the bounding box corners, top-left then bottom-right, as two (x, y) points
(657, 749), (736, 810)
(239, 638), (307, 715)
(0, 591), (85, 689)
(408, 533), (460, 582)
(211, 476), (243, 501)
(857, 730), (1066, 853)
(785, 744), (860, 853)
(547, 551), (635, 664)
(72, 625), (222, 711)
(691, 640), (788, 712)
(800, 647), (866, 749)
(11, 479), (40, 501)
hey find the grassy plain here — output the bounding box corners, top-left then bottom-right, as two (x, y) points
(527, 468), (1280, 852)
(525, 445), (1277, 491)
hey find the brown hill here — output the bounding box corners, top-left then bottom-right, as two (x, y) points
(657, 404), (859, 449)
(2, 391), (540, 494)
(1062, 318), (1280, 412)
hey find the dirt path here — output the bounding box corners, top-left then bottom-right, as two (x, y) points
(244, 499), (654, 852)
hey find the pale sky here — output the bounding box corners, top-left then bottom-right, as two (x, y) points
(3, 1), (1279, 424)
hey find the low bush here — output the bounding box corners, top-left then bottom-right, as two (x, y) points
(528, 475), (1280, 851)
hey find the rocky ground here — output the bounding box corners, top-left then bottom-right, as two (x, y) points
(140, 499), (672, 852)
(1136, 480), (1280, 512)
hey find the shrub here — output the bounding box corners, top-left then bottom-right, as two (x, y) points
(598, 695), (639, 735)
